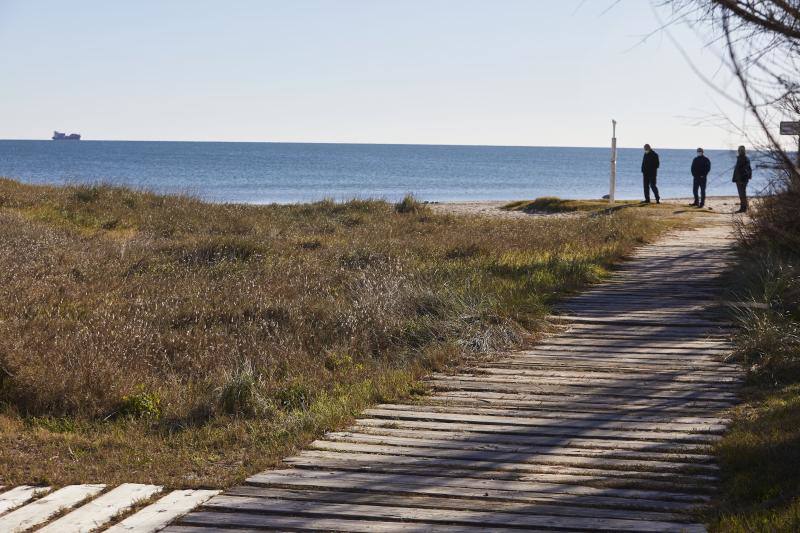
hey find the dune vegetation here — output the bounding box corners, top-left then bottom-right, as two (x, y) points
(0, 179), (690, 487)
(710, 185), (800, 532)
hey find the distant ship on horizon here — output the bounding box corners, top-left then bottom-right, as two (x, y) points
(52, 131), (81, 141)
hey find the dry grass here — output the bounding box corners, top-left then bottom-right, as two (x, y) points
(0, 178), (678, 488)
(709, 186), (800, 532)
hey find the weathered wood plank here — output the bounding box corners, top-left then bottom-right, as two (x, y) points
(247, 469), (701, 512)
(373, 403), (730, 426)
(477, 367), (741, 384)
(429, 378), (738, 402)
(38, 483), (163, 533)
(106, 489), (220, 533)
(431, 389), (734, 410)
(0, 486), (51, 516)
(286, 451), (716, 491)
(0, 484), (105, 533)
(341, 426), (712, 454)
(431, 372), (739, 392)
(362, 407), (728, 433)
(174, 511), (520, 532)
(199, 495), (706, 532)
(227, 485), (687, 522)
(355, 418), (722, 443)
(309, 439), (718, 473)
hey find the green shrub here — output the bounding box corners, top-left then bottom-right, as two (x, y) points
(394, 194), (423, 214)
(72, 185), (102, 203)
(274, 381), (314, 411)
(117, 387), (162, 419)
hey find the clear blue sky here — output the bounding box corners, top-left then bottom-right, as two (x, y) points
(0, 0), (751, 148)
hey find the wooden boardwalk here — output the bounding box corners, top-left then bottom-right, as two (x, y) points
(0, 224), (738, 531)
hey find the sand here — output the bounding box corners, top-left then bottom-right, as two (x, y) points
(429, 196), (746, 219)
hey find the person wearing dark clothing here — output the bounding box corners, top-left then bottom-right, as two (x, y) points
(641, 144), (660, 203)
(690, 148), (711, 207)
(732, 145), (752, 213)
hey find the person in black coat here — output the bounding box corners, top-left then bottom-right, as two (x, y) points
(690, 148), (711, 207)
(732, 145), (752, 213)
(641, 144), (660, 203)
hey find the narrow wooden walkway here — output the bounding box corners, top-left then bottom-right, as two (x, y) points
(162, 223), (737, 532)
(0, 484), (219, 532)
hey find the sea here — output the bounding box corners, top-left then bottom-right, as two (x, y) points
(0, 140), (769, 204)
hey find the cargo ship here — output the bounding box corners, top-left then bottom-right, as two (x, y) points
(52, 131), (81, 140)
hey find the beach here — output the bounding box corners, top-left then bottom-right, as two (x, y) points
(430, 196), (741, 219)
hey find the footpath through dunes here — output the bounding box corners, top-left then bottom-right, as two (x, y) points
(2, 222), (734, 532)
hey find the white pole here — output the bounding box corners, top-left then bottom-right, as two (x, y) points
(609, 120), (617, 204)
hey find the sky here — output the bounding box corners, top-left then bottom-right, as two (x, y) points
(0, 0), (755, 148)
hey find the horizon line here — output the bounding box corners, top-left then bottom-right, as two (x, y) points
(0, 138), (732, 151)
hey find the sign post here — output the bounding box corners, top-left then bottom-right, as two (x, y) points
(779, 121), (800, 167)
(609, 120), (617, 204)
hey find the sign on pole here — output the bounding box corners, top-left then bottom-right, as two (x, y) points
(609, 120), (617, 204)
(779, 121), (800, 166)
(780, 121), (800, 135)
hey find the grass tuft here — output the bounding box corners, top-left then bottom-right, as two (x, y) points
(217, 361), (275, 418)
(394, 194), (424, 214)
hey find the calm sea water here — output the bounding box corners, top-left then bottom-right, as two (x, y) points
(0, 140), (767, 204)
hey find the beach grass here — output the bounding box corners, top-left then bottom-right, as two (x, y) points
(708, 189), (800, 532)
(0, 179), (690, 488)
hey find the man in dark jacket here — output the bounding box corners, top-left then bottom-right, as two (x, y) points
(690, 148), (711, 207)
(641, 144), (660, 203)
(732, 145), (752, 213)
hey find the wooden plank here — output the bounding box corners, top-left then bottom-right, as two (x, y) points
(431, 374), (739, 395)
(418, 398), (729, 422)
(362, 407), (728, 433)
(513, 349), (729, 362)
(198, 495), (706, 532)
(38, 483), (162, 533)
(287, 451), (716, 490)
(106, 489), (220, 533)
(347, 425), (713, 454)
(0, 486), (51, 516)
(532, 343), (732, 354)
(495, 357), (741, 373)
(309, 439), (718, 473)
(485, 358), (740, 374)
(0, 484), (106, 533)
(430, 378), (739, 403)
(247, 469), (701, 512)
(431, 373), (739, 392)
(227, 485), (686, 522)
(426, 392), (734, 416)
(355, 418), (722, 443)
(174, 511), (518, 532)
(477, 367), (741, 384)
(374, 403), (730, 426)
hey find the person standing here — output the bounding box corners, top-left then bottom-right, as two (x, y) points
(641, 144), (660, 203)
(690, 148), (711, 207)
(732, 145), (752, 213)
